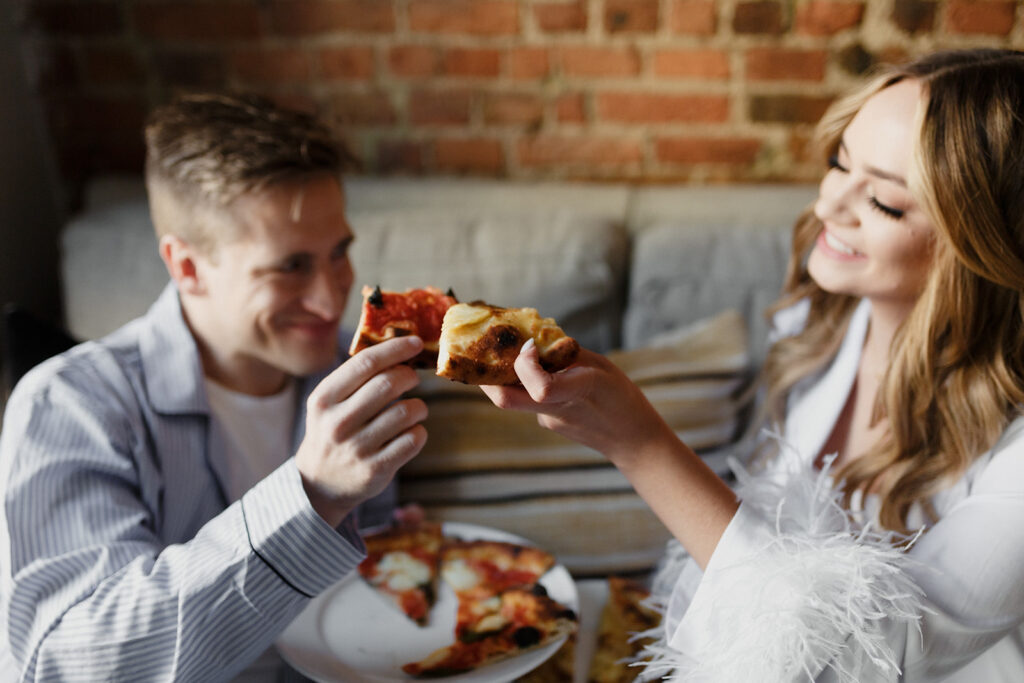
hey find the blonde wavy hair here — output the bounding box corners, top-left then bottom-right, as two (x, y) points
(759, 49), (1024, 534)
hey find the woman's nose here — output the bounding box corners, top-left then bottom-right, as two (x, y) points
(814, 171), (860, 227)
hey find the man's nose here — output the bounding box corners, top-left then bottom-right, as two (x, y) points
(304, 268), (345, 318)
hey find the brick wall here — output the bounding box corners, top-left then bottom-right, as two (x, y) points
(14, 0), (1024, 202)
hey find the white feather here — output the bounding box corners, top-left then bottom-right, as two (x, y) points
(633, 440), (926, 682)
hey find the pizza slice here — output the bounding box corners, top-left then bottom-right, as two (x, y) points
(587, 576), (661, 683)
(348, 285), (458, 368)
(401, 587), (578, 677)
(436, 302), (580, 385)
(440, 538), (557, 640)
(356, 521), (443, 626)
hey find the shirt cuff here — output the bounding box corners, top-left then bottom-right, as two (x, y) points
(241, 459), (366, 597)
(666, 501), (775, 653)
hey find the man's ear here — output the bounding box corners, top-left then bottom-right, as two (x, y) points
(159, 235), (206, 296)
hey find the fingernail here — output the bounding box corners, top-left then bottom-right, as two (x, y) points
(521, 338), (536, 353)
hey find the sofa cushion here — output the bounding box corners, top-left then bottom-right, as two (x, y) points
(623, 184), (815, 361)
(400, 310), (751, 576)
(623, 221), (791, 362)
(344, 208), (629, 352)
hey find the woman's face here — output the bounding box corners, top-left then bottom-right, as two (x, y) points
(808, 79), (936, 315)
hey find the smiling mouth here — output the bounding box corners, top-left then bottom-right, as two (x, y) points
(823, 230), (862, 256)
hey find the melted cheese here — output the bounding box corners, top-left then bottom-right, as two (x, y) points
(439, 303), (567, 357)
(376, 551), (430, 591)
(441, 558), (481, 592)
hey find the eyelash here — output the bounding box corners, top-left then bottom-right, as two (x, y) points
(827, 155), (905, 220)
(868, 196), (905, 220)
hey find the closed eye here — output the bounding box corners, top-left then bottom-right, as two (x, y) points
(278, 254), (313, 274)
(827, 154), (848, 173)
(869, 196), (905, 220)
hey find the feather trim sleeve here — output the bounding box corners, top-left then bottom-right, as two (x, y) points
(637, 454), (925, 683)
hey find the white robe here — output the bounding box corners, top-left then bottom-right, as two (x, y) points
(646, 299), (1024, 682)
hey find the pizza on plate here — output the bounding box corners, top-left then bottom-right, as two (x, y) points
(436, 302), (580, 385)
(588, 576), (661, 683)
(440, 538), (558, 640)
(401, 587), (578, 677)
(356, 521), (443, 626)
(348, 286), (458, 368)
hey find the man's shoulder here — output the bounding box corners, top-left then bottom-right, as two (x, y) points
(10, 318), (149, 409)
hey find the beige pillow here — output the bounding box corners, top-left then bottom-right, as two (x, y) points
(399, 310), (751, 576)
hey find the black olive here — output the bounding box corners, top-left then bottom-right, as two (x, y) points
(368, 285), (384, 308)
(530, 583), (548, 597)
(513, 626), (542, 648)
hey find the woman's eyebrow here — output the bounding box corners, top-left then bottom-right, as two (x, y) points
(839, 138), (907, 187)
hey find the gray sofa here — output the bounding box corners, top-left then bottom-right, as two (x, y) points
(60, 176), (817, 575)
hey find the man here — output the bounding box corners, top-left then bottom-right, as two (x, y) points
(0, 93), (428, 680)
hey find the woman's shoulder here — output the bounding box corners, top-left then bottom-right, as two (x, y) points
(967, 415), (1024, 496)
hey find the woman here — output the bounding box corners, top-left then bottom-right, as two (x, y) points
(483, 49), (1024, 681)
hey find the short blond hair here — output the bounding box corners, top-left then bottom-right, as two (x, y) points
(144, 92), (357, 252)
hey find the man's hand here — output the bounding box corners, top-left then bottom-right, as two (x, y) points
(295, 336), (428, 527)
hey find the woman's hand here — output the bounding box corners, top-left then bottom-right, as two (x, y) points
(479, 339), (675, 470)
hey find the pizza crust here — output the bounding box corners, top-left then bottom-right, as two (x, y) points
(437, 302), (580, 385)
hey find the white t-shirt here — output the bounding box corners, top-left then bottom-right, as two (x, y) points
(204, 378), (297, 503)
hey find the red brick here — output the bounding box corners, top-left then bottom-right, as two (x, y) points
(534, 1), (587, 32)
(517, 135), (643, 166)
(444, 48), (501, 77)
(604, 0), (659, 32)
(320, 46), (375, 80)
(331, 91), (396, 126)
(788, 130), (815, 164)
(656, 136), (762, 164)
(376, 139), (425, 173)
(389, 46), (440, 77)
(746, 48), (827, 81)
(557, 93), (586, 123)
(271, 1), (395, 35)
(135, 2), (263, 41)
(409, 1), (519, 35)
(946, 1), (1016, 35)
(153, 49), (226, 87)
(230, 47), (312, 82)
(29, 2), (123, 36)
(891, 0), (936, 33)
(409, 90), (471, 125)
(435, 138), (504, 172)
(270, 93), (320, 115)
(508, 48), (550, 79)
(795, 1), (864, 35)
(598, 92), (729, 123)
(560, 47), (641, 77)
(750, 94), (833, 124)
(483, 93), (544, 125)
(669, 0), (717, 34)
(653, 49), (730, 80)
(733, 1), (784, 34)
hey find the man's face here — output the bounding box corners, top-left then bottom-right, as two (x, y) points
(191, 174), (354, 393)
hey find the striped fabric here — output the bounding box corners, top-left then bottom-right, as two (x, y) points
(401, 310), (752, 576)
(0, 284), (388, 682)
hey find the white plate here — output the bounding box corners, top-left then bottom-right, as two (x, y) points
(277, 521), (579, 682)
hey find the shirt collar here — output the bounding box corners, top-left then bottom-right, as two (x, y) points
(139, 282), (209, 415)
